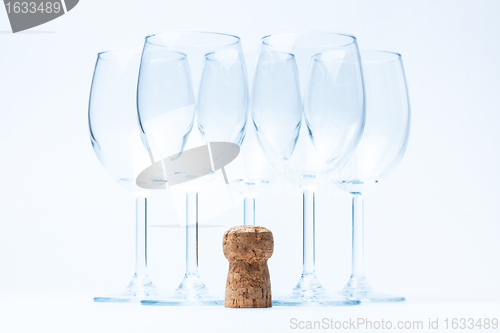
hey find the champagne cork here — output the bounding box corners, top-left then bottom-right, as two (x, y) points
(223, 226), (274, 308)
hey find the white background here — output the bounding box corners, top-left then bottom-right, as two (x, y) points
(0, 0), (499, 331)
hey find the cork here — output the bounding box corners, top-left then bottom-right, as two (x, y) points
(223, 226), (274, 308)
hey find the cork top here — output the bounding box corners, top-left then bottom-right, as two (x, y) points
(223, 226), (274, 261)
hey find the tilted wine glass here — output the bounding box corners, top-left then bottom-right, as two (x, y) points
(253, 32), (364, 306)
(88, 49), (158, 302)
(138, 32), (245, 305)
(334, 50), (411, 302)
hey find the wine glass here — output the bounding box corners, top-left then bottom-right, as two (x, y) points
(227, 118), (277, 226)
(137, 32), (245, 306)
(88, 49), (158, 302)
(198, 49), (248, 145)
(253, 32), (364, 306)
(334, 50), (411, 302)
(305, 51), (365, 172)
(197, 49), (267, 227)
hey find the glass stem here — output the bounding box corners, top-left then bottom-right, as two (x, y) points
(302, 190), (315, 275)
(185, 191), (199, 275)
(135, 195), (148, 278)
(243, 196), (255, 226)
(351, 195), (366, 281)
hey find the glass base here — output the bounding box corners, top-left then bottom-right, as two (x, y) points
(141, 273), (223, 306)
(273, 293), (360, 306)
(94, 274), (157, 303)
(339, 279), (405, 302)
(141, 294), (223, 306)
(273, 273), (360, 306)
(94, 293), (156, 303)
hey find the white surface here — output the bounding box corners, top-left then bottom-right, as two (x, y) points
(1, 298), (499, 332)
(0, 0), (499, 330)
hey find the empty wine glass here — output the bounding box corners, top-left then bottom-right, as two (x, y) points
(249, 49), (303, 232)
(221, 49), (277, 227)
(253, 32), (364, 306)
(334, 50), (411, 302)
(227, 120), (276, 226)
(198, 49), (248, 145)
(252, 51), (302, 167)
(305, 51), (365, 171)
(138, 32), (245, 306)
(88, 49), (158, 302)
(197, 49), (267, 227)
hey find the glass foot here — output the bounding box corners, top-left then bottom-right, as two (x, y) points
(273, 273), (360, 306)
(141, 273), (223, 306)
(141, 293), (223, 306)
(273, 293), (360, 306)
(94, 274), (157, 303)
(339, 288), (405, 303)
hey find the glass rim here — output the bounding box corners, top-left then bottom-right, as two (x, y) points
(360, 50), (402, 64)
(310, 51), (360, 66)
(260, 51), (296, 61)
(97, 48), (142, 60)
(145, 31), (241, 48)
(207, 50), (295, 62)
(261, 31), (357, 48)
(142, 49), (188, 62)
(204, 50), (241, 61)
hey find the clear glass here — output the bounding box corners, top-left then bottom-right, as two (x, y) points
(334, 50), (411, 302)
(138, 32), (243, 306)
(252, 51), (302, 167)
(198, 49), (264, 227)
(135, 49), (195, 161)
(228, 118), (276, 226)
(222, 50), (278, 227)
(89, 49), (157, 302)
(305, 51), (365, 171)
(198, 49), (248, 145)
(253, 32), (364, 306)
